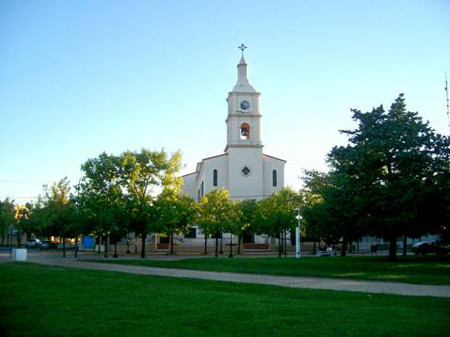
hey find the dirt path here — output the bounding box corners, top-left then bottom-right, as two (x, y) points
(10, 254), (449, 298)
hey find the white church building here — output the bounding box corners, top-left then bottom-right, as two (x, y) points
(182, 48), (286, 202)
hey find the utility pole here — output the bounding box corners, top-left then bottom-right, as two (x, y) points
(445, 71), (449, 135)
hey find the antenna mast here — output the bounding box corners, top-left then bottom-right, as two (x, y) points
(446, 71), (450, 135)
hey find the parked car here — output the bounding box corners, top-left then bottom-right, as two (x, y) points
(25, 238), (42, 248)
(40, 240), (58, 250)
(411, 241), (450, 256)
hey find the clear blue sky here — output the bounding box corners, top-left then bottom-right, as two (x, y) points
(1, 0), (449, 203)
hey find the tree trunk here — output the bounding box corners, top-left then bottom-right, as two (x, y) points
(402, 235), (407, 256)
(97, 235), (102, 254)
(219, 232), (223, 254)
(215, 233), (219, 257)
(313, 238), (316, 253)
(8, 233), (12, 257)
(237, 235), (242, 255)
(104, 234), (109, 258)
(284, 230), (287, 257)
(278, 231), (282, 258)
(388, 235), (397, 261)
(140, 232), (147, 258)
(203, 235), (208, 255)
(341, 237), (347, 257)
(16, 232), (22, 247)
(228, 233), (233, 258)
(135, 235), (138, 255)
(126, 232), (131, 254)
(170, 233), (174, 255)
(113, 241), (118, 258)
(74, 237), (78, 258)
(1, 234), (4, 246)
(62, 237), (66, 258)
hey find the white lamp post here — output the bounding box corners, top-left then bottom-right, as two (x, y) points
(294, 207), (301, 258)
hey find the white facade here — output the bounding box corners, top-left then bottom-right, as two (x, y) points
(181, 53), (286, 202)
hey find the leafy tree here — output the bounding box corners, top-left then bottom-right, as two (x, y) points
(69, 191), (96, 258)
(79, 153), (124, 258)
(235, 199), (258, 254)
(0, 198), (16, 246)
(154, 190), (197, 254)
(223, 201), (241, 258)
(120, 149), (182, 258)
(255, 188), (299, 257)
(197, 188), (237, 257)
(301, 170), (365, 256)
(329, 94), (448, 260)
(14, 204), (31, 246)
(299, 170), (325, 251)
(26, 197), (51, 240)
(42, 178), (74, 257)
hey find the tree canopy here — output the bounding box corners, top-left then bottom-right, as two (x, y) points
(304, 94), (449, 260)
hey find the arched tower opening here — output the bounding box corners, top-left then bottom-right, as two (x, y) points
(240, 123), (250, 139)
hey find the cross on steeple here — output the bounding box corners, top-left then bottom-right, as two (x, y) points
(238, 43), (247, 55)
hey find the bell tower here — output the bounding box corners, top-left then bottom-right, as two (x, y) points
(224, 44), (263, 152)
(181, 44), (286, 203)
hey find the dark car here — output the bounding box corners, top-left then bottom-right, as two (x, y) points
(40, 240), (58, 250)
(411, 241), (450, 256)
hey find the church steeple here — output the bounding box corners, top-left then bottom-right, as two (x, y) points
(225, 44), (262, 152)
(233, 47), (256, 93)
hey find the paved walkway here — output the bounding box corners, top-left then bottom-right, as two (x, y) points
(2, 252), (446, 298)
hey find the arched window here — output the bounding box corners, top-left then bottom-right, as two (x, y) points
(213, 169), (218, 187)
(240, 123), (250, 139)
(201, 181), (204, 197)
(272, 169), (277, 187)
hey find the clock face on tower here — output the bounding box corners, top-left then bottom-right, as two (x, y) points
(240, 100), (250, 111)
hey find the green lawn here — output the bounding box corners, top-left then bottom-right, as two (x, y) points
(1, 263), (449, 337)
(84, 255), (450, 285)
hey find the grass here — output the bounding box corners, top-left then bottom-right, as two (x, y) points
(1, 263), (449, 337)
(84, 255), (450, 285)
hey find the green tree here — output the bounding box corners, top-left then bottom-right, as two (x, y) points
(197, 188), (237, 257)
(42, 178), (74, 257)
(14, 203), (31, 246)
(223, 201), (241, 258)
(299, 170), (325, 252)
(154, 190), (197, 254)
(79, 153), (124, 258)
(255, 188), (299, 257)
(20, 202), (42, 240)
(120, 149), (182, 258)
(26, 197), (52, 240)
(235, 199), (258, 254)
(0, 198), (16, 246)
(329, 94), (448, 261)
(301, 170), (365, 256)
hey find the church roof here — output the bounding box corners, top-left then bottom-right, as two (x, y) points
(238, 55), (247, 66)
(202, 153), (228, 161)
(232, 54), (256, 93)
(181, 171), (197, 178)
(187, 153), (229, 177)
(262, 153), (287, 162)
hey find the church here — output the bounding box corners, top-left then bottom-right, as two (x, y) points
(182, 46), (286, 202)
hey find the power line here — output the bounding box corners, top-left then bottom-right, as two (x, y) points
(0, 196), (39, 199)
(0, 180), (52, 185)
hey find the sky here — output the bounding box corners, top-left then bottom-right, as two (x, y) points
(1, 0), (449, 204)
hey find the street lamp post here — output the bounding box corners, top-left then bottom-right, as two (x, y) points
(294, 208), (301, 258)
(8, 226), (12, 258)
